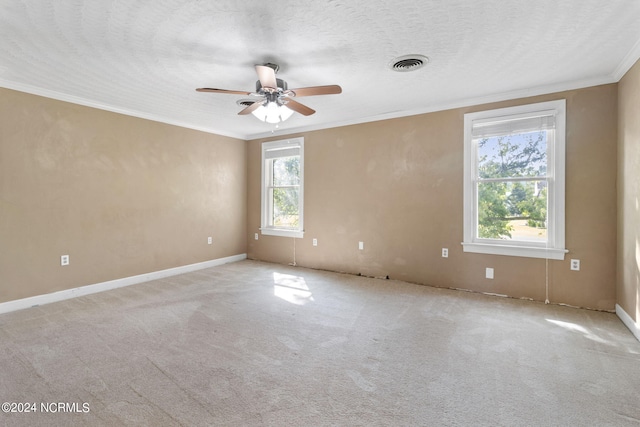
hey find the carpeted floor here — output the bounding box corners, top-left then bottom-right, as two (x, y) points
(0, 260), (639, 426)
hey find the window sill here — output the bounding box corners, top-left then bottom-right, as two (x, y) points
(260, 228), (304, 239)
(462, 242), (567, 260)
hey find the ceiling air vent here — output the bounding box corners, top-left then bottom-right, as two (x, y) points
(236, 99), (257, 107)
(389, 54), (429, 72)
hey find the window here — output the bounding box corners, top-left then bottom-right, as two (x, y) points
(463, 100), (567, 260)
(261, 137), (304, 238)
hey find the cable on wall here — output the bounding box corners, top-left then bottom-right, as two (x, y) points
(545, 239), (550, 304)
(290, 237), (297, 267)
(545, 257), (550, 304)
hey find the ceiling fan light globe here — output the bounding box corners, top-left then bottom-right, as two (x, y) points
(251, 104), (267, 121)
(265, 101), (280, 123)
(279, 105), (294, 121)
(251, 102), (294, 124)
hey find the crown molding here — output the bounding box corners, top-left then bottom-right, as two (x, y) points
(246, 74), (616, 140)
(0, 79), (246, 141)
(2, 59), (634, 142)
(612, 37), (640, 81)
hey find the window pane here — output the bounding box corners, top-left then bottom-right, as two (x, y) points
(272, 187), (299, 227)
(272, 156), (300, 186)
(477, 131), (547, 179)
(477, 180), (547, 242)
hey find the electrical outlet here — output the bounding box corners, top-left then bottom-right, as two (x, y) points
(486, 267), (494, 279)
(570, 259), (580, 271)
(312, 238), (318, 246)
(254, 233), (259, 240)
(442, 248), (448, 258)
(358, 241), (364, 250)
(61, 255), (69, 266)
(207, 236), (212, 245)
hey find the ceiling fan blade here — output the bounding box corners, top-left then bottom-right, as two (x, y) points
(196, 88), (253, 95)
(288, 85), (342, 97)
(285, 99), (316, 116)
(255, 65), (278, 89)
(238, 101), (263, 115)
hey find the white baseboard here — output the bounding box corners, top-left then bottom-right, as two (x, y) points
(616, 304), (640, 343)
(0, 254), (247, 315)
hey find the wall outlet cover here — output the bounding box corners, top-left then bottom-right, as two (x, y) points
(486, 267), (494, 279)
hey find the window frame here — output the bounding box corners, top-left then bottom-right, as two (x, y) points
(260, 137), (304, 238)
(462, 100), (567, 260)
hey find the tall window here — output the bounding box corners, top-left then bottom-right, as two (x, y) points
(463, 100), (567, 260)
(261, 137), (304, 238)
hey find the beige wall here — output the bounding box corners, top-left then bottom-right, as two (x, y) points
(248, 85), (618, 311)
(0, 88), (247, 303)
(0, 82), (620, 311)
(618, 59), (640, 322)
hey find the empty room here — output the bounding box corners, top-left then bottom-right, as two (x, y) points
(1, 1), (640, 426)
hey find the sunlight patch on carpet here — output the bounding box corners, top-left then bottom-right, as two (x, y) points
(273, 272), (314, 305)
(546, 319), (613, 345)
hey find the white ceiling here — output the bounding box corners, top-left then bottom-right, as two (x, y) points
(1, 0), (639, 140)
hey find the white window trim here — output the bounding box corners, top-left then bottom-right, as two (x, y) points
(260, 137), (304, 238)
(462, 100), (567, 260)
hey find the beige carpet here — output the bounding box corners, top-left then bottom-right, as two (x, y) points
(0, 260), (639, 426)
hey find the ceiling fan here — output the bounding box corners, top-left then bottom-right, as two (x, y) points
(196, 63), (342, 124)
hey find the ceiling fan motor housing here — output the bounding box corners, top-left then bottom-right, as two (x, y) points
(256, 78), (288, 92)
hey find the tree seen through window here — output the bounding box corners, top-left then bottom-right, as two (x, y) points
(271, 156), (300, 228)
(476, 131), (548, 241)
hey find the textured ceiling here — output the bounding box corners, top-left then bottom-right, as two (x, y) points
(1, 0), (639, 140)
